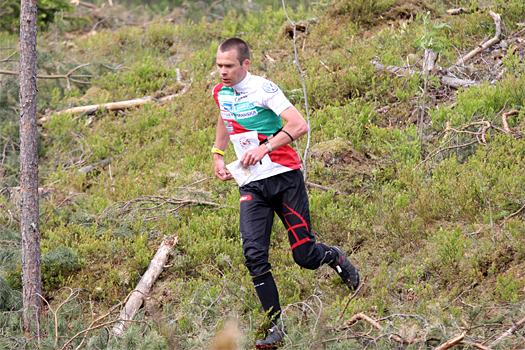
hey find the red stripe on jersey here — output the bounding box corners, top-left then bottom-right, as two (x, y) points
(212, 83), (224, 108)
(255, 134), (301, 169)
(269, 146), (302, 169)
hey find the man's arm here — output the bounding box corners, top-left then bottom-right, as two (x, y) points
(240, 106), (308, 167)
(214, 115), (233, 181)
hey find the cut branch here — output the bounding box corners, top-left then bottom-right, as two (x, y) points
(306, 181), (340, 194)
(434, 332), (466, 350)
(460, 341), (494, 350)
(456, 11), (501, 65)
(38, 79), (192, 125)
(502, 110), (519, 133)
(78, 157), (112, 174)
(447, 8), (469, 15)
(56, 79), (192, 115)
(0, 50), (18, 63)
(439, 75), (479, 89)
(112, 236), (178, 336)
(491, 316), (525, 345)
(0, 68), (96, 81)
(338, 276), (366, 321)
(346, 312), (429, 345)
(371, 61), (479, 89)
(501, 203), (525, 225)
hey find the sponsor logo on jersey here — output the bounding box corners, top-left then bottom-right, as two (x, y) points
(225, 121), (233, 133)
(239, 137), (252, 149)
(240, 195), (252, 202)
(221, 111), (234, 119)
(262, 82), (278, 93)
(236, 110), (258, 119)
(234, 102), (255, 112)
(222, 102), (233, 112)
(236, 93), (249, 101)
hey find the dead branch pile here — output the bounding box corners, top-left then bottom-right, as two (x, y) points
(417, 107), (522, 167)
(101, 195), (227, 222)
(373, 11), (504, 94)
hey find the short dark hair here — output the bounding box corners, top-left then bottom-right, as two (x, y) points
(218, 38), (250, 64)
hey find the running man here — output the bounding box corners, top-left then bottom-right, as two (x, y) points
(211, 37), (359, 349)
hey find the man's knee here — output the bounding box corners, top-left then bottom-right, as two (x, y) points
(243, 244), (271, 276)
(292, 253), (319, 270)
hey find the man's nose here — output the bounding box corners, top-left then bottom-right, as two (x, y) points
(219, 67), (227, 75)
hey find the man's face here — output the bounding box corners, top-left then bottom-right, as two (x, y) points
(216, 49), (249, 87)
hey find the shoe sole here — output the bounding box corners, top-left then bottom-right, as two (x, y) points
(255, 344), (278, 349)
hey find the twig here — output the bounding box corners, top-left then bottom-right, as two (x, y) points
(416, 140), (478, 167)
(2, 139), (9, 164)
(338, 276), (366, 321)
(282, 0), (311, 182)
(375, 313), (430, 325)
(0, 240), (20, 245)
(0, 50), (18, 63)
(176, 177), (213, 189)
(305, 181), (340, 194)
(501, 203), (525, 225)
(434, 332), (466, 350)
(59, 291), (133, 350)
(346, 312), (430, 344)
(491, 316), (525, 345)
(204, 0), (224, 19)
(460, 341), (494, 350)
(0, 69), (96, 81)
(89, 16), (112, 34)
(502, 110), (519, 133)
(456, 11), (501, 65)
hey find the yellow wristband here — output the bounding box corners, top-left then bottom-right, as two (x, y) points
(212, 147), (225, 156)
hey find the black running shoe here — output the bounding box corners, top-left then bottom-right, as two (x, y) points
(329, 246), (359, 290)
(255, 325), (286, 349)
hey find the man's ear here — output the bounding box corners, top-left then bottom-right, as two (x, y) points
(243, 59), (250, 69)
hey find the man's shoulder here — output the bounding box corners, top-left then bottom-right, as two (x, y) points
(213, 83), (233, 96)
(248, 75), (281, 95)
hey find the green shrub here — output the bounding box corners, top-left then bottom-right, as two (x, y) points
(0, 0), (72, 32)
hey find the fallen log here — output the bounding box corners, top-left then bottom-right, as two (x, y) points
(456, 11), (501, 65)
(38, 79), (192, 125)
(78, 157), (112, 174)
(447, 8), (469, 15)
(112, 236), (178, 336)
(372, 61), (479, 89)
(438, 75), (478, 89)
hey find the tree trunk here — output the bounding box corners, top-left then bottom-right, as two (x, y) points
(19, 0), (42, 334)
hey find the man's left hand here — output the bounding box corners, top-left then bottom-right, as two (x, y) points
(240, 145), (268, 167)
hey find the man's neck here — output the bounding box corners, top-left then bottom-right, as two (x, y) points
(232, 71), (250, 90)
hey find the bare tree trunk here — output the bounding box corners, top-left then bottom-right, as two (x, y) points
(19, 0), (42, 334)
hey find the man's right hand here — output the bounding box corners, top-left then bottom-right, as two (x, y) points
(214, 156), (233, 181)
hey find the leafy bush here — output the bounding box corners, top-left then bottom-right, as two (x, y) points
(0, 0), (72, 32)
